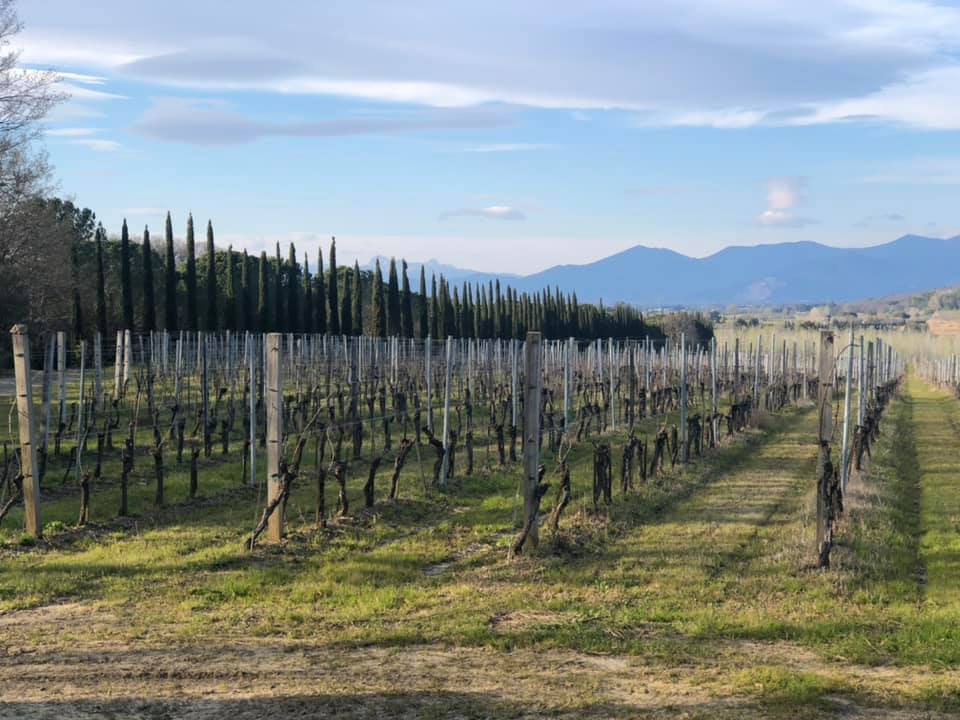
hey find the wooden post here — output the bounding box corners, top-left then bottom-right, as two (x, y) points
(816, 330), (835, 566)
(94, 332), (103, 411)
(57, 330), (67, 429)
(857, 335), (865, 427)
(840, 327), (854, 493)
(563, 337), (573, 429)
(39, 334), (54, 471)
(511, 338), (519, 429)
(680, 333), (688, 463)
(75, 340), (86, 486)
(265, 333), (284, 541)
(123, 329), (132, 385)
(113, 330), (124, 400)
(248, 334), (257, 486)
(753, 335), (762, 408)
(520, 331), (542, 551)
(440, 336), (453, 484)
(11, 325), (41, 537)
(426, 335), (433, 433)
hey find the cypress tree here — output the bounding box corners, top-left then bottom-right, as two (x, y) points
(240, 249), (251, 332)
(185, 214), (198, 331)
(120, 219), (134, 330)
(164, 212), (177, 332)
(205, 221), (217, 331)
(351, 261), (363, 335)
(386, 258), (400, 336)
(95, 225), (108, 337)
(315, 248), (327, 334)
(224, 246), (236, 331)
(258, 251), (268, 332)
(340, 267), (353, 336)
(429, 274), (439, 338)
(371, 259), (386, 337)
(417, 266), (428, 339)
(327, 238), (340, 334)
(452, 286), (461, 337)
(274, 242), (283, 332)
(400, 260), (414, 338)
(303, 253), (313, 334)
(142, 226), (156, 332)
(287, 242), (299, 333)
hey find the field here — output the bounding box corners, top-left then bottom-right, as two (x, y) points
(1, 335), (960, 718)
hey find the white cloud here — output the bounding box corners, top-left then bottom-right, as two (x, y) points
(758, 178), (818, 228)
(45, 127), (99, 137)
(458, 143), (550, 153)
(439, 206), (527, 221)
(16, 0), (960, 128)
(67, 139), (122, 151)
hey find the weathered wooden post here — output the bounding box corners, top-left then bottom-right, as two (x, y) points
(426, 335), (433, 433)
(840, 327), (854, 493)
(113, 329), (124, 400)
(816, 330), (835, 567)
(75, 340), (86, 486)
(563, 337), (573, 429)
(11, 325), (42, 537)
(517, 331), (543, 553)
(56, 330), (67, 430)
(857, 335), (865, 427)
(680, 333), (688, 463)
(248, 334), (257, 486)
(265, 333), (284, 541)
(753, 335), (762, 409)
(440, 336), (453, 484)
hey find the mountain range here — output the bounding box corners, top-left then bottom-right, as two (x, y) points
(371, 235), (960, 308)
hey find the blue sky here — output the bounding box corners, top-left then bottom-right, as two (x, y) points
(18, 0), (960, 273)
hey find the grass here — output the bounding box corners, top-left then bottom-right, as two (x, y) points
(2, 375), (960, 717)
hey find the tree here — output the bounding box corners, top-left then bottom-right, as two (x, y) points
(239, 249), (251, 332)
(351, 261), (363, 335)
(401, 260), (414, 338)
(185, 214), (198, 331)
(418, 266), (428, 339)
(94, 225), (107, 337)
(120, 219), (134, 330)
(327, 237), (340, 334)
(429, 274), (439, 338)
(340, 266), (353, 336)
(142, 225), (156, 332)
(205, 220), (217, 331)
(387, 257), (400, 336)
(257, 251), (268, 332)
(315, 247), (327, 334)
(274, 242), (283, 332)
(371, 259), (386, 337)
(303, 253), (313, 334)
(224, 245), (236, 331)
(163, 211), (177, 332)
(287, 242), (299, 333)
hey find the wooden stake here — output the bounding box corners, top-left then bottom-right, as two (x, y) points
(265, 333), (284, 541)
(11, 325), (41, 537)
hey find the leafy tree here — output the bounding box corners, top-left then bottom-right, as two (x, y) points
(120, 219), (133, 329)
(142, 225), (156, 332)
(340, 266), (353, 336)
(303, 253), (313, 334)
(94, 225), (107, 337)
(400, 260), (414, 338)
(327, 238), (340, 334)
(185, 214), (198, 331)
(163, 211), (177, 332)
(371, 259), (386, 337)
(257, 251), (268, 332)
(351, 261), (363, 335)
(417, 266), (428, 339)
(387, 257), (400, 336)
(224, 245), (236, 331)
(205, 221), (217, 330)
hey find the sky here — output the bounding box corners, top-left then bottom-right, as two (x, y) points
(17, 0), (960, 274)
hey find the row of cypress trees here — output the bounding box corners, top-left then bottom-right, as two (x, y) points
(94, 213), (649, 340)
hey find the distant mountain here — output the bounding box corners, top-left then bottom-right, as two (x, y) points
(449, 235), (960, 307)
(363, 256), (519, 285)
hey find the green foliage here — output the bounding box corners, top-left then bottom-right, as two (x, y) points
(141, 226), (156, 332)
(185, 214), (198, 331)
(327, 238), (340, 334)
(120, 219), (133, 330)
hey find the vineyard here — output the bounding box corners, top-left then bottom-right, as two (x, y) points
(4, 324), (960, 718)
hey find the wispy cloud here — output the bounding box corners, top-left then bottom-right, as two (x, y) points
(439, 206), (527, 221)
(458, 143), (550, 153)
(133, 97), (511, 145)
(67, 138), (122, 151)
(45, 127), (99, 137)
(758, 177), (818, 228)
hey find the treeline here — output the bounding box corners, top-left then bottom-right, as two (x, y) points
(10, 201), (713, 351)
(69, 211), (694, 343)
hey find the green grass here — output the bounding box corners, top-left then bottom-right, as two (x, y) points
(3, 376), (960, 716)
